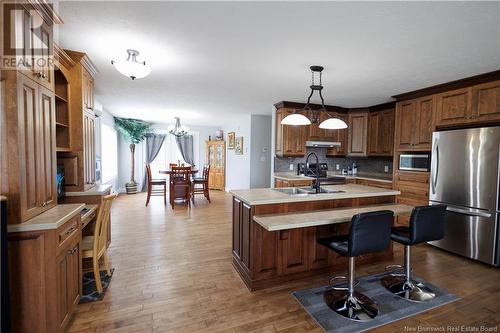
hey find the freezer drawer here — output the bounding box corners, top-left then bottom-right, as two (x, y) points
(428, 204), (499, 265)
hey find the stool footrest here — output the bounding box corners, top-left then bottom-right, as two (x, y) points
(328, 275), (359, 290)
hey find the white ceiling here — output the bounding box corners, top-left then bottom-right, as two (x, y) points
(57, 1), (500, 126)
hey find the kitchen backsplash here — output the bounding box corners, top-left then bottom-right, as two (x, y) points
(274, 147), (393, 174)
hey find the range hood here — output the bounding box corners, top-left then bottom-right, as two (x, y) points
(305, 141), (341, 148)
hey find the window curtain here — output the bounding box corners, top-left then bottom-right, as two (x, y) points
(141, 134), (166, 192)
(176, 135), (194, 166)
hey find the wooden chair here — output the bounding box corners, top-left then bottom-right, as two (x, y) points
(169, 163), (178, 168)
(82, 193), (117, 294)
(191, 164), (211, 203)
(169, 166), (192, 209)
(145, 164), (167, 206)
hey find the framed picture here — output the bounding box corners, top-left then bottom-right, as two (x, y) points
(228, 132), (236, 149)
(235, 136), (243, 155)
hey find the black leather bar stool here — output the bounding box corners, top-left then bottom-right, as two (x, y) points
(318, 210), (394, 321)
(382, 205), (446, 302)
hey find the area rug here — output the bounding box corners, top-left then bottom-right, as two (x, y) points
(79, 268), (114, 303)
(292, 271), (458, 333)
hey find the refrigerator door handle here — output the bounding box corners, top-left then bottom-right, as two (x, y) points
(446, 206), (492, 218)
(431, 140), (439, 194)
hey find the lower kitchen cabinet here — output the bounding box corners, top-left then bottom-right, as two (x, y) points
(8, 213), (82, 333)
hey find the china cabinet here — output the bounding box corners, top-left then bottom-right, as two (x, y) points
(206, 140), (225, 190)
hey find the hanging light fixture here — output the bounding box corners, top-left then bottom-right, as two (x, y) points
(168, 117), (189, 137)
(281, 66), (347, 129)
(111, 49), (151, 80)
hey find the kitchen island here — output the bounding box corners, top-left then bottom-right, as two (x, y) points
(230, 184), (412, 290)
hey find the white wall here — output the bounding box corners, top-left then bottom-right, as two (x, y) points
(250, 115), (272, 188)
(223, 114), (252, 191)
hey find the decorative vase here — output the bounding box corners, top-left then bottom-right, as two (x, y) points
(125, 181), (138, 194)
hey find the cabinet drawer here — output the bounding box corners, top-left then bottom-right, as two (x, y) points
(57, 216), (80, 252)
(394, 171), (429, 187)
(395, 184), (429, 203)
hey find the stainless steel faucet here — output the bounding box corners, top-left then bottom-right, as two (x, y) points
(305, 152), (320, 193)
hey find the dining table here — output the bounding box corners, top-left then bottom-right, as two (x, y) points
(159, 168), (199, 175)
(159, 167), (200, 208)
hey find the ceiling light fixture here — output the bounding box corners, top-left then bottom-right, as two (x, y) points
(111, 49), (151, 80)
(281, 66), (348, 130)
(168, 117), (189, 137)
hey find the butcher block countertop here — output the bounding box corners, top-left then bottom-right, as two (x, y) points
(8, 204), (85, 232)
(253, 203), (413, 231)
(230, 184), (400, 206)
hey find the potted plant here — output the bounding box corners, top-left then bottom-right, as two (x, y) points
(115, 117), (153, 194)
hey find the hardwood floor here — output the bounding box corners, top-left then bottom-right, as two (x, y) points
(67, 192), (500, 333)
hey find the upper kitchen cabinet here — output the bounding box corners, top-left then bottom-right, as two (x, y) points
(471, 80), (500, 123)
(435, 87), (472, 127)
(275, 107), (308, 157)
(367, 109), (394, 156)
(347, 110), (368, 156)
(57, 50), (99, 192)
(325, 113), (348, 156)
(394, 96), (434, 151)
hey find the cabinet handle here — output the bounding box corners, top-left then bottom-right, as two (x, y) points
(67, 246), (78, 255)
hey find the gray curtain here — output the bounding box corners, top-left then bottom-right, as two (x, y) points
(141, 134), (166, 192)
(176, 135), (194, 166)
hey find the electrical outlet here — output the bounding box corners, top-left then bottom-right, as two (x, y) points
(336, 164), (340, 170)
(384, 165), (389, 173)
(289, 164), (294, 171)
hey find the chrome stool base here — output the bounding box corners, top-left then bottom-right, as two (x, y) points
(324, 288), (379, 321)
(381, 274), (436, 302)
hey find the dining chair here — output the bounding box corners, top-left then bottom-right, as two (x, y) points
(191, 164), (211, 203)
(81, 193), (117, 294)
(169, 166), (192, 209)
(145, 164), (167, 206)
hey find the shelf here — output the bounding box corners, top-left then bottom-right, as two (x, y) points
(56, 122), (69, 128)
(55, 93), (68, 103)
(56, 146), (71, 152)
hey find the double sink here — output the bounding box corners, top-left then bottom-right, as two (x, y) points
(274, 186), (345, 197)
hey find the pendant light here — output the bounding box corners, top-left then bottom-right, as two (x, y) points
(281, 66), (348, 130)
(111, 49), (151, 80)
(168, 117), (189, 137)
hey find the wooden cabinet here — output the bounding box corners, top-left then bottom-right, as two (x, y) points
(355, 178), (393, 189)
(274, 178), (313, 188)
(435, 88), (472, 126)
(347, 111), (368, 156)
(393, 171), (430, 207)
(8, 214), (82, 333)
(368, 109), (394, 156)
(278, 228), (309, 275)
(57, 50), (98, 192)
(326, 113), (348, 156)
(207, 140), (225, 190)
(275, 108), (308, 157)
(395, 96), (434, 151)
(472, 80), (500, 122)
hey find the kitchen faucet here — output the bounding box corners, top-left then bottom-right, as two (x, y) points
(305, 152), (321, 193)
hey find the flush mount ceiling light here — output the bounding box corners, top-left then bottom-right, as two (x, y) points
(281, 66), (348, 129)
(111, 49), (151, 80)
(168, 117), (189, 137)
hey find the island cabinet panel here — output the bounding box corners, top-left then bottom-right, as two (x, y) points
(307, 225), (335, 270)
(241, 203), (252, 269)
(278, 228), (309, 275)
(251, 224), (278, 280)
(232, 198), (242, 259)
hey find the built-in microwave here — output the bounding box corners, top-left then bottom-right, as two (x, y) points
(399, 154), (430, 172)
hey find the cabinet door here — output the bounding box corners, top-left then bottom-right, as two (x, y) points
(320, 112), (338, 141)
(232, 198), (242, 259)
(335, 113), (349, 156)
(83, 111), (96, 187)
(414, 97), (434, 150)
(18, 76), (45, 221)
(435, 88), (472, 126)
(275, 110), (284, 156)
(32, 21), (54, 90)
(67, 243), (81, 309)
(395, 100), (415, 151)
(308, 111), (323, 140)
(472, 80), (500, 123)
(307, 226), (332, 270)
(38, 86), (57, 209)
(348, 112), (368, 156)
(367, 112), (380, 155)
(379, 110), (394, 156)
(56, 252), (70, 329)
(278, 228), (308, 275)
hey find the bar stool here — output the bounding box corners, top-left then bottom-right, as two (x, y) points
(318, 210), (394, 321)
(382, 205), (446, 302)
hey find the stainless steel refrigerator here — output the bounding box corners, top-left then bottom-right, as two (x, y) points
(428, 126), (500, 266)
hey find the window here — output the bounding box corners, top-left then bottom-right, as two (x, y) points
(101, 123), (118, 184)
(149, 134), (185, 177)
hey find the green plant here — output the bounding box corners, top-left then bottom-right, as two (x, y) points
(114, 117), (153, 190)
